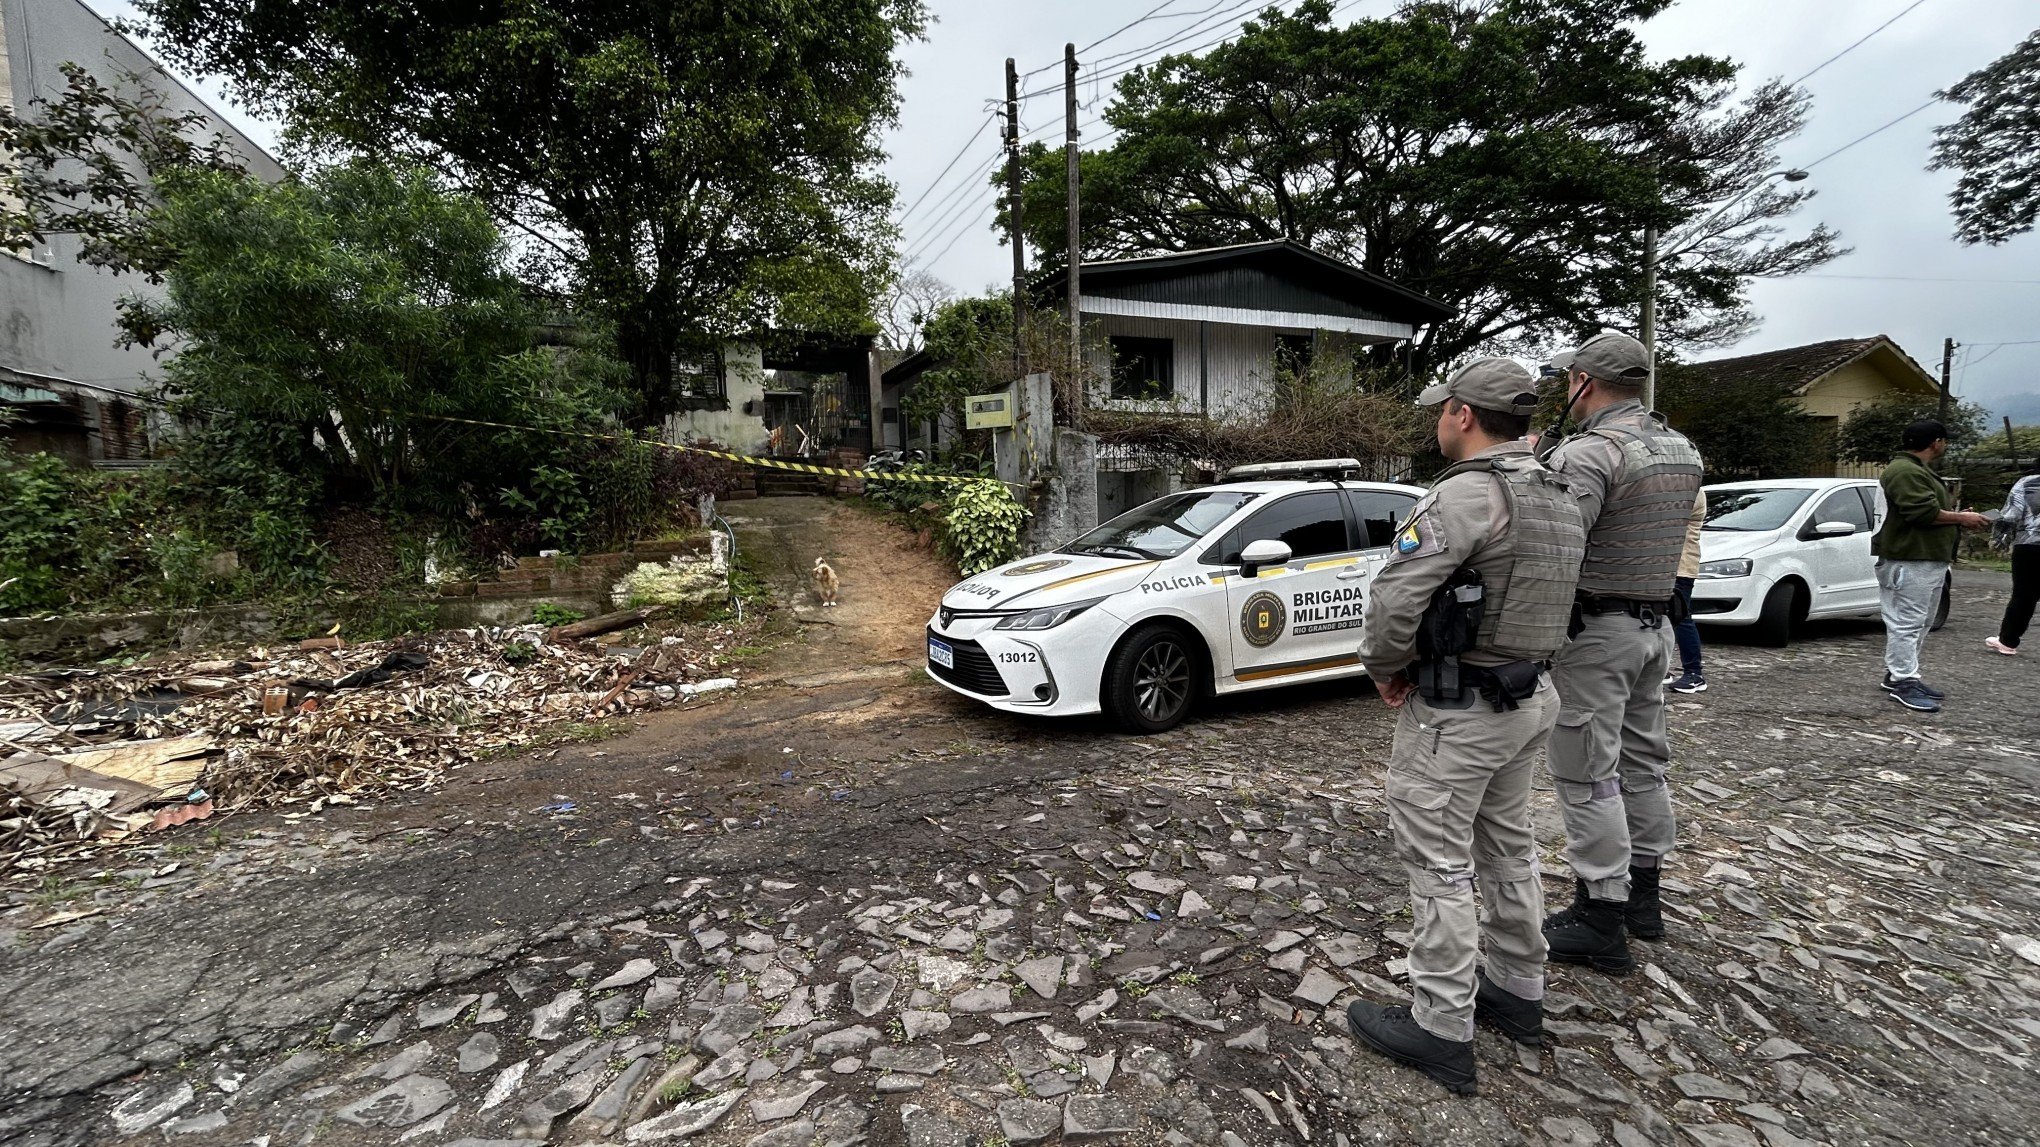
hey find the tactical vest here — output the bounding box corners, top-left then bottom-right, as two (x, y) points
(1573, 413), (1704, 600)
(1431, 454), (1588, 662)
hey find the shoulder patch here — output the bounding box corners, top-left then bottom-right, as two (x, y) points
(1388, 505), (1446, 563)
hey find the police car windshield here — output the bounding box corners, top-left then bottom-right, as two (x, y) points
(1065, 491), (1261, 559)
(1703, 487), (1813, 532)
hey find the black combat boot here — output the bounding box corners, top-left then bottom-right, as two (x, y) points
(1474, 971), (1544, 1046)
(1626, 864), (1664, 940)
(1346, 999), (1477, 1095)
(1542, 879), (1635, 974)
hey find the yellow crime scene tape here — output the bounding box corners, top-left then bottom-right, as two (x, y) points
(402, 411), (1006, 487)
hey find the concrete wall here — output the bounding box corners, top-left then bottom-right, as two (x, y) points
(1024, 428), (1098, 553)
(664, 342), (769, 451)
(1, 0), (287, 408)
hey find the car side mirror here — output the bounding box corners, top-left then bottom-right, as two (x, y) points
(1239, 539), (1292, 579)
(1811, 520), (1857, 538)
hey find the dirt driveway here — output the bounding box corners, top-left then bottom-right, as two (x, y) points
(1, 500), (2034, 1147)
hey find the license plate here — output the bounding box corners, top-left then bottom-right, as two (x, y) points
(928, 637), (954, 669)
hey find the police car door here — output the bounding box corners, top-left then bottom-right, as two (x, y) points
(1213, 490), (1368, 684)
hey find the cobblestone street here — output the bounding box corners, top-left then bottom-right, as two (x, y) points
(2, 569), (2035, 1147)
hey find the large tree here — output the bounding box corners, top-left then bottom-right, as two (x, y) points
(1931, 29), (2040, 245)
(133, 0), (926, 416)
(1012, 0), (1840, 373)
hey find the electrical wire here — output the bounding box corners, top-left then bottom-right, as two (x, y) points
(896, 111), (998, 222)
(1798, 273), (2040, 284)
(1786, 0), (1931, 87)
(1017, 0), (1268, 99)
(1801, 96), (1939, 169)
(917, 198), (1002, 269)
(1017, 0), (1230, 81)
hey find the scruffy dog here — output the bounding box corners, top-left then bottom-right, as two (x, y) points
(811, 557), (840, 607)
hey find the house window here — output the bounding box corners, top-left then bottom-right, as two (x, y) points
(1109, 336), (1174, 400)
(1276, 333), (1314, 378)
(673, 351), (726, 406)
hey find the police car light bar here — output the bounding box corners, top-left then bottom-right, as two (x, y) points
(1221, 458), (1364, 482)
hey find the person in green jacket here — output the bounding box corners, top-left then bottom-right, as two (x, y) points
(1873, 419), (1990, 712)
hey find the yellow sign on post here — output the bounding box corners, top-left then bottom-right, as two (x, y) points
(964, 391), (1015, 430)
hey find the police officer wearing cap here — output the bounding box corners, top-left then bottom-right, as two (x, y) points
(1539, 332), (1705, 975)
(1345, 358), (1587, 1094)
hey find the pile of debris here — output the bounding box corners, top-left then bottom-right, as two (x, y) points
(0, 606), (752, 879)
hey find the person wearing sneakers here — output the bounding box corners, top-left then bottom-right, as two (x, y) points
(1665, 489), (1709, 694)
(1345, 358), (1587, 1095)
(1538, 332), (1703, 978)
(1986, 468), (2039, 657)
(1874, 420), (1990, 710)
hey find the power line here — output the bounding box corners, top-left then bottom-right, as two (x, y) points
(1795, 273), (2040, 285)
(1786, 0), (1931, 87)
(896, 111), (998, 222)
(917, 199), (1001, 270)
(1018, 0), (1228, 81)
(900, 145), (1003, 230)
(1018, 0), (1268, 99)
(1802, 96), (1939, 169)
(904, 171), (1003, 263)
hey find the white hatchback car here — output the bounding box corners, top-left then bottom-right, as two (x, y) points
(925, 461), (1428, 732)
(1692, 477), (1949, 645)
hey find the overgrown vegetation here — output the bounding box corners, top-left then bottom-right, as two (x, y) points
(1655, 363), (1827, 482)
(0, 132), (732, 615)
(1838, 395), (1990, 466)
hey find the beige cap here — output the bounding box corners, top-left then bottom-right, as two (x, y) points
(1418, 357), (1542, 415)
(1549, 331), (1650, 382)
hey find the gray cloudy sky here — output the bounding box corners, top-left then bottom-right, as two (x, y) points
(87, 0), (2039, 421)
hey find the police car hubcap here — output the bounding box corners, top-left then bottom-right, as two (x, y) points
(1135, 643), (1190, 720)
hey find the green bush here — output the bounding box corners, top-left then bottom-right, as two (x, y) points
(0, 453), (86, 612)
(1838, 395), (1990, 466)
(941, 480), (1028, 577)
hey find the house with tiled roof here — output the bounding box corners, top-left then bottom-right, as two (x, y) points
(1683, 335), (1941, 424)
(1678, 335), (1944, 476)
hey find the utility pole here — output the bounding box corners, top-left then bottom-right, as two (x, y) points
(1939, 337), (1955, 422)
(1064, 43), (1082, 392)
(1005, 58), (1027, 376)
(1640, 224), (1658, 413)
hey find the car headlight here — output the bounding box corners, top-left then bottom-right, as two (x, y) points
(993, 597), (1105, 631)
(1697, 559), (1752, 579)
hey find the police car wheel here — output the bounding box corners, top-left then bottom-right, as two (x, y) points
(1106, 626), (1199, 734)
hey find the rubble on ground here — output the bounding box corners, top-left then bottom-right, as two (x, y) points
(0, 610), (759, 880)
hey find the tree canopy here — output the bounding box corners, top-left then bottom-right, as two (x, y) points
(1654, 363), (1825, 481)
(1931, 28), (2040, 245)
(134, 0), (928, 415)
(1838, 395), (1990, 467)
(127, 161), (620, 506)
(1011, 0), (1839, 373)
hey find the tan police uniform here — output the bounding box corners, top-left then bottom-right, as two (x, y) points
(1356, 362), (1586, 1047)
(1541, 333), (1704, 968)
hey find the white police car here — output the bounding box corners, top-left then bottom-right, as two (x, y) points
(925, 460), (1428, 732)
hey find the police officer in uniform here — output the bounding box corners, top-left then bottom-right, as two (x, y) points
(1539, 332), (1705, 974)
(1345, 358), (1587, 1094)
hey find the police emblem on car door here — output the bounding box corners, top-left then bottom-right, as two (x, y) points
(1218, 491), (1368, 682)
